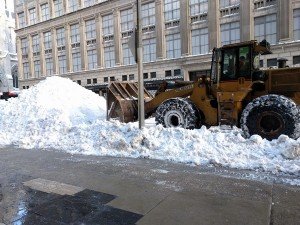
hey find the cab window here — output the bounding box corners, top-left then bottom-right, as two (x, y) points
(221, 46), (251, 81)
(221, 49), (236, 80)
(239, 46), (251, 78)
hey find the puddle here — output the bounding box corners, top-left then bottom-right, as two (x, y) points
(2, 185), (142, 225)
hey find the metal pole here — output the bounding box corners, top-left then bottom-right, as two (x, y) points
(137, 0), (145, 128)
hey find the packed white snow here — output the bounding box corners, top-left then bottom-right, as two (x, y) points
(0, 76), (299, 184)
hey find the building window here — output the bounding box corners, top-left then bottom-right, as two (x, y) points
(254, 0), (277, 9)
(87, 78), (91, 84)
(164, 0), (180, 22)
(165, 70), (172, 77)
(29, 8), (37, 25)
(141, 2), (155, 27)
(267, 58), (277, 67)
(23, 62), (29, 79)
(191, 28), (209, 55)
(255, 14), (277, 45)
(18, 12), (25, 28)
(150, 72), (156, 78)
(77, 80), (81, 85)
(84, 0), (95, 7)
(44, 31), (52, 50)
(166, 33), (181, 59)
(72, 52), (81, 72)
(56, 27), (66, 46)
(58, 55), (67, 74)
(104, 46), (115, 68)
(110, 76), (115, 81)
(87, 49), (97, 69)
(40, 3), (50, 21)
(104, 77), (108, 82)
(129, 74), (134, 80)
(32, 35), (40, 53)
(69, 0), (79, 12)
(122, 43), (135, 65)
(143, 38), (156, 63)
(102, 14), (114, 36)
(21, 38), (28, 55)
(190, 0), (208, 16)
(121, 8), (133, 32)
(294, 9), (300, 40)
(70, 24), (80, 44)
(260, 60), (264, 67)
(93, 78), (97, 84)
(85, 19), (96, 40)
(45, 58), (53, 75)
(143, 73), (148, 79)
(54, 0), (64, 17)
(221, 22), (240, 46)
(122, 75), (127, 81)
(34, 60), (41, 77)
(174, 69), (181, 76)
(293, 55), (300, 65)
(220, 0), (240, 8)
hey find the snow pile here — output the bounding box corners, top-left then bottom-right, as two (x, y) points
(0, 76), (299, 181)
(0, 76), (106, 146)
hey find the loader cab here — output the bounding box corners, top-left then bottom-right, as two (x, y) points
(210, 44), (253, 85)
(220, 45), (252, 81)
(210, 40), (271, 90)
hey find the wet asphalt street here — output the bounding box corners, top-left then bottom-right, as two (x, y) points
(0, 147), (299, 225)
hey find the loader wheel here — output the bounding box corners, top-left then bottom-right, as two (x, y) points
(155, 98), (200, 129)
(240, 95), (300, 140)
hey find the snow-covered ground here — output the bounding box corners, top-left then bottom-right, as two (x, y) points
(0, 77), (299, 185)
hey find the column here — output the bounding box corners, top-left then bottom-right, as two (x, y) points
(278, 0), (291, 41)
(240, 0), (253, 42)
(28, 35), (34, 78)
(65, 24), (72, 72)
(180, 0), (189, 56)
(24, 3), (29, 26)
(96, 14), (104, 68)
(16, 38), (24, 80)
(39, 32), (45, 76)
(78, 0), (83, 8)
(113, 9), (121, 65)
(208, 0), (220, 49)
(49, 0), (54, 18)
(52, 28), (58, 74)
(155, 0), (164, 59)
(64, 0), (68, 13)
(36, 0), (41, 23)
(80, 19), (87, 70)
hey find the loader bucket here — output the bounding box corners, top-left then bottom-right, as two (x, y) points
(107, 82), (153, 123)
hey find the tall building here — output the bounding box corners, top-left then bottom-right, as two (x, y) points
(14, 0), (300, 93)
(0, 0), (18, 88)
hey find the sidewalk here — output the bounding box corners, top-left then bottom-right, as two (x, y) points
(0, 147), (299, 225)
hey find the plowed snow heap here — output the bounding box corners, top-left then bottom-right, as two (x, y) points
(0, 76), (106, 145)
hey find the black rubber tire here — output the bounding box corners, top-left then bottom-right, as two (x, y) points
(240, 95), (300, 140)
(155, 98), (200, 129)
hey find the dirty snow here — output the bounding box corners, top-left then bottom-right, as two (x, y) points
(0, 76), (299, 185)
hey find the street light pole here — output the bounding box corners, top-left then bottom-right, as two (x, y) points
(136, 0), (145, 128)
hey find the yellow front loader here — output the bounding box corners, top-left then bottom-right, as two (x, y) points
(107, 40), (300, 140)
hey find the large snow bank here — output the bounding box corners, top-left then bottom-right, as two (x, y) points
(0, 76), (299, 180)
(0, 76), (106, 146)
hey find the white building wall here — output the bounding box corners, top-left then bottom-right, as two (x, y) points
(0, 0), (18, 88)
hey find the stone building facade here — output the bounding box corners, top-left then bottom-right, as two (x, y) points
(14, 0), (300, 92)
(0, 0), (18, 88)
